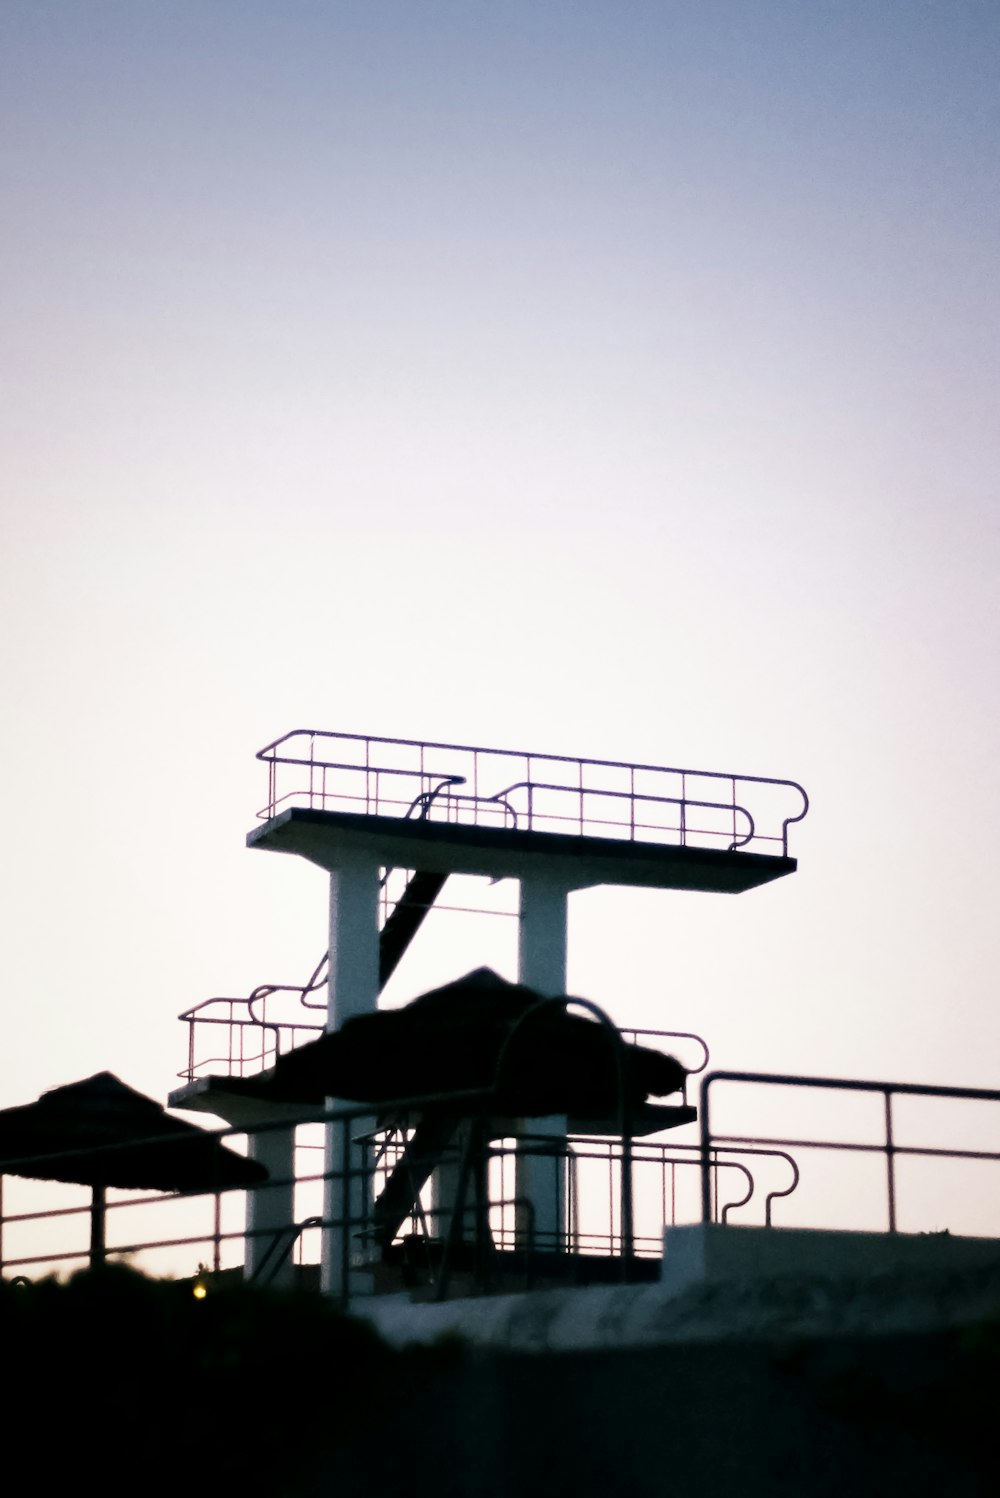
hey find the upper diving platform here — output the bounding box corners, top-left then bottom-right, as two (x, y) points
(248, 731), (808, 895)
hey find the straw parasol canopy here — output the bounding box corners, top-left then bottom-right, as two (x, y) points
(235, 967), (686, 1116)
(0, 1071), (268, 1267)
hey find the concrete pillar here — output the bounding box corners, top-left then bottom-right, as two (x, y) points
(167, 1081), (302, 1289)
(322, 854), (381, 1300)
(246, 1125), (297, 1287)
(516, 875), (570, 1253)
(326, 855), (382, 1030)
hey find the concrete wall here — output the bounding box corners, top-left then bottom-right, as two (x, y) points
(315, 1326), (995, 1498)
(365, 1225), (1000, 1352)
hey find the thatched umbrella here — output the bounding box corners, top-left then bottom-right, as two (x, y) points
(237, 967), (686, 1114)
(0, 1072), (268, 1268)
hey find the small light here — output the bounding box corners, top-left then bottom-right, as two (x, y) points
(192, 1282), (208, 1300)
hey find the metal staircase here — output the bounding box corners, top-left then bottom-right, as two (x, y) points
(378, 869), (448, 987)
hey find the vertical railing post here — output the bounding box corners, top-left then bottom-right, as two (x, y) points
(213, 1192), (222, 1274)
(340, 1117), (350, 1303)
(699, 1077), (714, 1224)
(621, 1131), (634, 1277)
(884, 1090), (897, 1232)
(569, 1148), (579, 1252)
(89, 1185), (106, 1270)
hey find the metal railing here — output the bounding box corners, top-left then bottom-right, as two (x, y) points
(699, 1070), (1000, 1233)
(255, 730), (809, 859)
(357, 1123), (797, 1303)
(0, 1103), (782, 1297)
(179, 960), (708, 1093)
(478, 1134), (798, 1248)
(178, 956), (326, 1080)
(11, 1071), (1000, 1296)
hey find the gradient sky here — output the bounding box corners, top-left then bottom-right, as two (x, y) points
(2, 2), (999, 1219)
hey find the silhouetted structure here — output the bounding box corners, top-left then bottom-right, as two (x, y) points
(0, 1072), (266, 1265)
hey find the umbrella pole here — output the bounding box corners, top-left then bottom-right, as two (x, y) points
(90, 1184), (106, 1271)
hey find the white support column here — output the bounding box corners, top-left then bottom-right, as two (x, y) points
(168, 1083), (302, 1290)
(246, 1125), (297, 1287)
(516, 875), (570, 1254)
(322, 854), (382, 1300)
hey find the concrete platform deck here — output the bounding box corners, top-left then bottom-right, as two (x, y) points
(248, 807), (796, 894)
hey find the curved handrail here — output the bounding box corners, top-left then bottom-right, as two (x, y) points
(781, 785), (811, 855)
(761, 1149), (801, 1226)
(419, 787), (520, 828)
(702, 1143), (799, 1226)
(718, 1161), (755, 1223)
(247, 975), (326, 1024)
(624, 1028), (710, 1078)
(248, 1215), (324, 1287)
(490, 780), (757, 852)
(177, 958), (329, 1031)
(296, 949), (330, 1011)
(404, 775), (467, 819)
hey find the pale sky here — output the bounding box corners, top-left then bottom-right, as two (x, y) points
(2, 2), (999, 1218)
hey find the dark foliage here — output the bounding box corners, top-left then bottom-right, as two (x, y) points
(0, 1264), (455, 1497)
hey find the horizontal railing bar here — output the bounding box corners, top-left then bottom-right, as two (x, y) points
(707, 1132), (1000, 1165)
(265, 789), (783, 835)
(703, 1070), (1000, 1105)
(256, 728), (809, 802)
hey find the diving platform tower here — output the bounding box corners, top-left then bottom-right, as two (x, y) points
(172, 730), (807, 1297)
